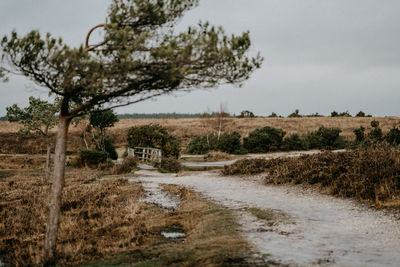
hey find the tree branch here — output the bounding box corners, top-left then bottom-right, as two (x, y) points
(85, 24), (106, 52)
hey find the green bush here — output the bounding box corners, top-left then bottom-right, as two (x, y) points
(353, 126), (366, 142)
(368, 120), (383, 142)
(243, 126), (286, 153)
(217, 132), (243, 154)
(385, 126), (400, 146)
(127, 124), (180, 158)
(186, 134), (218, 154)
(305, 127), (345, 150)
(282, 134), (306, 151)
(78, 150), (108, 168)
(187, 132), (246, 155)
(103, 137), (118, 160)
(288, 109), (302, 118)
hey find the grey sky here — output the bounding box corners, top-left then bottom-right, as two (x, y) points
(1, 0), (400, 116)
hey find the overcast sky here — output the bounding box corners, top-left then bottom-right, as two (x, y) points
(1, 0), (400, 116)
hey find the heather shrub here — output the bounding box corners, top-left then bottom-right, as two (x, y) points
(243, 126), (286, 152)
(112, 156), (137, 175)
(157, 157), (182, 173)
(127, 124), (180, 158)
(224, 148), (400, 206)
(76, 150), (108, 168)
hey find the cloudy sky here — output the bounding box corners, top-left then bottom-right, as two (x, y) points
(1, 0), (400, 116)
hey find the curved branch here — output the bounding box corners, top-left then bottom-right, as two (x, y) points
(85, 23), (106, 51)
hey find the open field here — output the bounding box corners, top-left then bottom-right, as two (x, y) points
(1, 116), (399, 154)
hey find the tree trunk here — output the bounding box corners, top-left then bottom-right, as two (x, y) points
(45, 137), (51, 181)
(42, 117), (70, 266)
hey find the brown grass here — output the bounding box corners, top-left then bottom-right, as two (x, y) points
(1, 116), (399, 154)
(223, 147), (400, 207)
(0, 166), (250, 266)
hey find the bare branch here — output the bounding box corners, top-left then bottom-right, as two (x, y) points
(85, 24), (106, 52)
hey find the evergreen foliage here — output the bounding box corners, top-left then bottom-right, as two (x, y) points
(127, 124), (180, 158)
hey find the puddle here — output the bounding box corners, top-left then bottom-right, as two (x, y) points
(161, 225), (186, 239)
(161, 232), (186, 238)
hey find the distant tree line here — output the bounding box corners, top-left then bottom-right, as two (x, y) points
(118, 113), (204, 119)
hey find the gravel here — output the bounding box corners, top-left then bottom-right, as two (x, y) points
(132, 170), (400, 267)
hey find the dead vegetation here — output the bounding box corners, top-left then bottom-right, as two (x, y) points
(223, 147), (400, 207)
(0, 168), (250, 266)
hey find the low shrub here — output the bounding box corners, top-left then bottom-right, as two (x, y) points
(304, 126), (345, 150)
(112, 156), (137, 175)
(75, 150), (108, 168)
(243, 126), (286, 153)
(203, 151), (231, 162)
(157, 157), (182, 173)
(223, 148), (400, 206)
(222, 158), (283, 175)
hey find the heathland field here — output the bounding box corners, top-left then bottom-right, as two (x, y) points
(1, 116), (399, 154)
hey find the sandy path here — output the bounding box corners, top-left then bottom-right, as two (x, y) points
(131, 171), (400, 267)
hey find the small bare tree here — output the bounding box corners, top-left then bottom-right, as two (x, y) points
(6, 96), (58, 180)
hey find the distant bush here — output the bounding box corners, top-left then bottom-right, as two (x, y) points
(238, 110), (255, 118)
(217, 132), (243, 154)
(353, 126), (366, 142)
(368, 120), (383, 142)
(287, 109), (302, 118)
(304, 126), (345, 150)
(127, 124), (180, 158)
(282, 134), (307, 151)
(268, 112), (279, 118)
(112, 156), (137, 175)
(331, 111), (352, 117)
(243, 126), (286, 152)
(355, 111), (366, 117)
(157, 157), (182, 173)
(385, 125), (400, 146)
(186, 134), (218, 154)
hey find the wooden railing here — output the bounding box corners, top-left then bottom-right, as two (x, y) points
(128, 147), (162, 164)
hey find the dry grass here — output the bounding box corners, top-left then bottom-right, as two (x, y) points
(1, 117), (399, 154)
(223, 147), (400, 207)
(0, 165), (250, 266)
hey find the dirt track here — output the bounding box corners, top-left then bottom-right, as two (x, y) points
(131, 170), (400, 267)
